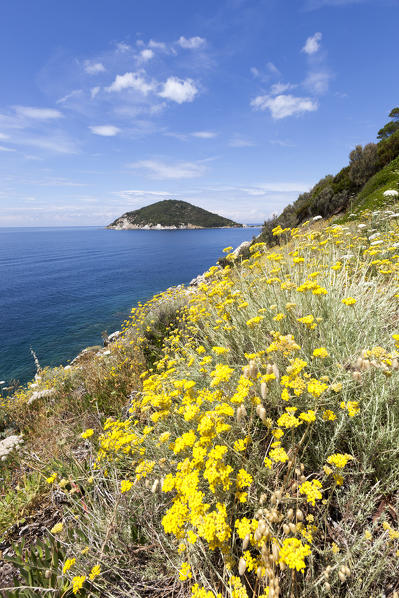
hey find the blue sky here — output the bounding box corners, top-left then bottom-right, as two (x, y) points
(0, 0), (398, 226)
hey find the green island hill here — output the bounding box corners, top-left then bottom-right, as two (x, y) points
(107, 199), (243, 230)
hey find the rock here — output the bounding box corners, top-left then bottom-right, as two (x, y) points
(27, 388), (55, 405)
(0, 435), (23, 462)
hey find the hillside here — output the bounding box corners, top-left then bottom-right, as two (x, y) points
(1, 194), (399, 596)
(107, 199), (242, 230)
(258, 108), (399, 246)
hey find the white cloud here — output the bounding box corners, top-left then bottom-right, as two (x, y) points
(106, 72), (155, 94)
(250, 67), (260, 78)
(130, 159), (206, 179)
(158, 77), (198, 103)
(0, 145), (16, 152)
(192, 131), (217, 139)
(84, 61), (106, 74)
(0, 132), (9, 140)
(14, 106), (63, 120)
(270, 82), (296, 95)
(89, 125), (120, 136)
(91, 86), (100, 99)
(177, 36), (206, 49)
(302, 32), (322, 54)
(251, 94), (318, 119)
(139, 49), (154, 62)
(303, 71), (331, 94)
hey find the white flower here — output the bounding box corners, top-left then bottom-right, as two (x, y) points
(313, 215), (322, 221)
(383, 189), (399, 197)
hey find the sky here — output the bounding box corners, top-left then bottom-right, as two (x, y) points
(0, 0), (398, 226)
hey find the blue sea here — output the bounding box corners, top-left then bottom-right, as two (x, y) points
(0, 226), (261, 385)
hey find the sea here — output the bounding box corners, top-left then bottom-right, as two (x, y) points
(0, 226), (261, 386)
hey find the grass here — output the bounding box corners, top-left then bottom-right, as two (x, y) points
(350, 155), (399, 213)
(1, 204), (399, 597)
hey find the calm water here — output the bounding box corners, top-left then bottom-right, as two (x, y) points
(0, 226), (260, 385)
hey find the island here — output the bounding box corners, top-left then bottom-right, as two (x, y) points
(107, 199), (242, 230)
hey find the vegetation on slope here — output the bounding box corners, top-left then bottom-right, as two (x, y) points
(259, 107), (399, 246)
(1, 194), (399, 597)
(108, 200), (242, 229)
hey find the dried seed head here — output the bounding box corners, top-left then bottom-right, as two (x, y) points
(249, 360), (258, 378)
(296, 509), (304, 521)
(272, 364), (280, 380)
(258, 406), (267, 422)
(260, 382), (268, 400)
(238, 557), (247, 576)
(282, 523), (290, 535)
(343, 566), (351, 577)
(271, 542), (280, 562)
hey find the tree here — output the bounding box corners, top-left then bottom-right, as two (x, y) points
(349, 143), (378, 187)
(377, 106), (399, 140)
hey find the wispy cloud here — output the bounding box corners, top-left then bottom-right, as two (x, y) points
(251, 94), (318, 119)
(129, 159), (206, 179)
(14, 106), (63, 120)
(267, 62), (280, 75)
(305, 0), (367, 8)
(158, 77), (198, 103)
(270, 82), (297, 95)
(116, 42), (132, 53)
(114, 189), (172, 202)
(303, 70), (331, 94)
(228, 136), (255, 147)
(84, 60), (106, 74)
(177, 36), (206, 49)
(269, 139), (296, 147)
(192, 131), (217, 139)
(0, 145), (16, 152)
(56, 89), (83, 104)
(302, 32), (322, 54)
(89, 125), (120, 136)
(13, 134), (78, 154)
